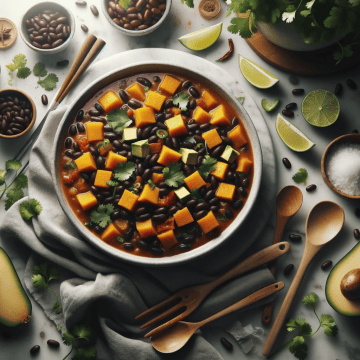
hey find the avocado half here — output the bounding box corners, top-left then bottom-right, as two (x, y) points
(326, 242), (360, 316)
(0, 247), (32, 327)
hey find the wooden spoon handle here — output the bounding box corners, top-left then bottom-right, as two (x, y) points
(198, 282), (285, 328)
(57, 38), (106, 104)
(55, 34), (97, 103)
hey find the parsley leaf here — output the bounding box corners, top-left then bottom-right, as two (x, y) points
(180, 0), (194, 8)
(19, 199), (42, 220)
(106, 109), (132, 131)
(90, 204), (114, 228)
(38, 73), (59, 91)
(172, 92), (190, 111)
(33, 62), (47, 77)
(17, 67), (31, 79)
(198, 155), (217, 177)
(292, 168), (308, 185)
(163, 162), (185, 188)
(113, 161), (136, 182)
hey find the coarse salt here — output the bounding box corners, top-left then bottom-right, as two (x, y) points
(325, 142), (360, 196)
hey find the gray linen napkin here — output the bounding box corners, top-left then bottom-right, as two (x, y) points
(0, 106), (275, 359)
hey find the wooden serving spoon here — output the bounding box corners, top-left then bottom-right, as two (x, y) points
(151, 282), (285, 354)
(262, 186), (303, 325)
(262, 201), (345, 357)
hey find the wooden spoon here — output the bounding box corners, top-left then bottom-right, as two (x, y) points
(262, 186), (303, 325)
(151, 282), (284, 354)
(262, 201), (345, 357)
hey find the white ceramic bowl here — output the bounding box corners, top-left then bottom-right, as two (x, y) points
(19, 1), (75, 54)
(101, 0), (172, 36)
(51, 61), (263, 266)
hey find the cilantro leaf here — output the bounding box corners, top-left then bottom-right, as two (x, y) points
(288, 336), (308, 360)
(286, 318), (312, 337)
(53, 300), (63, 314)
(0, 169), (7, 186)
(13, 173), (28, 189)
(32, 274), (48, 289)
(73, 346), (97, 360)
(163, 162), (185, 188)
(116, 236), (124, 243)
(320, 314), (338, 337)
(6, 159), (22, 171)
(17, 67), (31, 79)
(148, 180), (156, 189)
(302, 292), (318, 307)
(62, 331), (76, 346)
(38, 73), (59, 91)
(6, 54), (27, 73)
(106, 181), (119, 188)
(172, 92), (190, 111)
(71, 324), (97, 343)
(19, 199), (42, 220)
(5, 188), (24, 210)
(198, 156), (217, 177)
(113, 161), (136, 182)
(237, 96), (245, 105)
(180, 0), (194, 8)
(228, 17), (255, 38)
(33, 62), (47, 77)
(119, 0), (131, 10)
(106, 109), (132, 131)
(218, 214), (226, 222)
(90, 204), (114, 228)
(48, 265), (60, 282)
(191, 188), (204, 202)
(33, 262), (49, 278)
(292, 168), (308, 185)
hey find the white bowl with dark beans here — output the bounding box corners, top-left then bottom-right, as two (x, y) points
(19, 2), (75, 54)
(102, 0), (171, 35)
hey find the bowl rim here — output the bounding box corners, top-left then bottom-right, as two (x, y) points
(101, 0), (172, 37)
(0, 89), (37, 139)
(321, 133), (360, 199)
(19, 1), (75, 54)
(51, 60), (263, 266)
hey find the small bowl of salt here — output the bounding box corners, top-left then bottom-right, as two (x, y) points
(321, 134), (360, 199)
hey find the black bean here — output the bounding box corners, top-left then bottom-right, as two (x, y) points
(289, 234), (302, 241)
(41, 94), (48, 105)
(169, 206), (178, 215)
(354, 229), (360, 240)
(346, 79), (357, 89)
(128, 100), (142, 109)
(124, 228), (134, 241)
(138, 213), (152, 221)
(220, 337), (233, 350)
(138, 240), (150, 250)
(96, 156), (105, 169)
(124, 243), (134, 251)
(73, 142), (81, 152)
(195, 203), (209, 212)
(335, 83), (342, 96)
(179, 244), (190, 251)
(231, 117), (238, 127)
(122, 143), (131, 151)
(204, 190), (214, 202)
(282, 109), (294, 117)
(182, 80), (192, 89)
(321, 260), (332, 270)
(56, 59), (69, 67)
(65, 149), (74, 158)
(188, 99), (196, 110)
(151, 247), (164, 255)
(119, 89), (129, 103)
(89, 108), (100, 117)
(142, 169), (152, 181)
(195, 210), (208, 219)
(65, 137), (73, 148)
(90, 5), (99, 15)
(153, 75), (160, 82)
(285, 103), (297, 110)
(183, 235), (196, 244)
(227, 171), (235, 181)
(30, 345), (40, 354)
(156, 114), (166, 123)
(81, 24), (89, 32)
(69, 124), (77, 136)
(172, 137), (180, 150)
(152, 214), (167, 223)
(47, 340), (60, 348)
(76, 109), (84, 121)
(198, 147), (206, 156)
(306, 184), (316, 192)
(210, 205), (219, 212)
(239, 186), (247, 198)
(225, 209), (234, 218)
(77, 123), (85, 133)
(189, 86), (200, 98)
(284, 264), (294, 276)
(211, 144), (225, 158)
(112, 140), (122, 149)
(148, 135), (158, 143)
(152, 166), (164, 173)
(111, 210), (121, 220)
(200, 123), (211, 131)
(159, 188), (171, 197)
(282, 157), (291, 169)
(292, 89), (304, 95)
(137, 77), (152, 88)
(154, 207), (167, 215)
(95, 103), (105, 114)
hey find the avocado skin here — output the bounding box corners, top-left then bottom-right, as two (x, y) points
(0, 247), (32, 327)
(326, 242), (360, 317)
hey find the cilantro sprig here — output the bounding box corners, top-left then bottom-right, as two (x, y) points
(268, 292), (338, 360)
(172, 92), (190, 111)
(106, 109), (132, 131)
(90, 204), (115, 228)
(19, 199), (42, 221)
(6, 54), (31, 85)
(292, 168), (308, 185)
(32, 262), (62, 314)
(0, 160), (28, 210)
(163, 162), (185, 188)
(198, 155), (217, 178)
(113, 161), (136, 182)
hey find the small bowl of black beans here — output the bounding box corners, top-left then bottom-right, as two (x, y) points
(102, 0), (171, 36)
(19, 1), (75, 54)
(0, 89), (37, 139)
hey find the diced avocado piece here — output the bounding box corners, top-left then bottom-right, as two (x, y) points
(179, 148), (198, 165)
(221, 145), (240, 163)
(122, 127), (137, 142)
(131, 140), (150, 158)
(174, 186), (191, 203)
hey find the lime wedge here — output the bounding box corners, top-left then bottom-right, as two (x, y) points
(276, 114), (315, 152)
(178, 23), (222, 51)
(239, 55), (279, 89)
(261, 98), (280, 112)
(301, 89), (340, 127)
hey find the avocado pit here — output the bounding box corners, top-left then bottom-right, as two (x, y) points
(340, 268), (360, 300)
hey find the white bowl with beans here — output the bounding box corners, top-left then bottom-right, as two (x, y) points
(101, 0), (172, 36)
(19, 1), (75, 54)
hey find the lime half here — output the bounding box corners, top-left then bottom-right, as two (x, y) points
(239, 55), (279, 89)
(301, 89), (340, 127)
(261, 98), (280, 112)
(276, 114), (315, 152)
(178, 23), (222, 51)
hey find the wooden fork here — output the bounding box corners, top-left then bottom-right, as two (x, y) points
(136, 241), (291, 338)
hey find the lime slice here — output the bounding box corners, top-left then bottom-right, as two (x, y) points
(178, 23), (222, 51)
(261, 98), (280, 112)
(239, 55), (279, 89)
(276, 114), (315, 152)
(301, 89), (340, 127)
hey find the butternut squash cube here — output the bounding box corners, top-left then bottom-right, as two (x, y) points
(173, 207), (194, 227)
(76, 191), (98, 211)
(228, 125), (247, 149)
(74, 152), (97, 173)
(94, 170), (112, 188)
(134, 106), (156, 128)
(159, 75), (182, 95)
(157, 230), (178, 250)
(138, 184), (159, 205)
(236, 157), (253, 173)
(150, 142), (162, 154)
(127, 83), (146, 102)
(136, 219), (157, 238)
(165, 115), (188, 137)
(157, 190), (177, 207)
(193, 107), (212, 124)
(158, 145), (182, 166)
(211, 105), (231, 126)
(85, 122), (104, 143)
(202, 90), (218, 110)
(211, 161), (229, 181)
(144, 91), (166, 111)
(184, 171), (206, 192)
(156, 217), (175, 233)
(216, 182), (236, 201)
(202, 129), (222, 149)
(101, 223), (121, 243)
(118, 189), (139, 212)
(152, 173), (164, 186)
(98, 90), (123, 113)
(197, 211), (219, 234)
(105, 151), (127, 170)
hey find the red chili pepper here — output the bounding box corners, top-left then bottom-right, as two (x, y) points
(216, 39), (234, 62)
